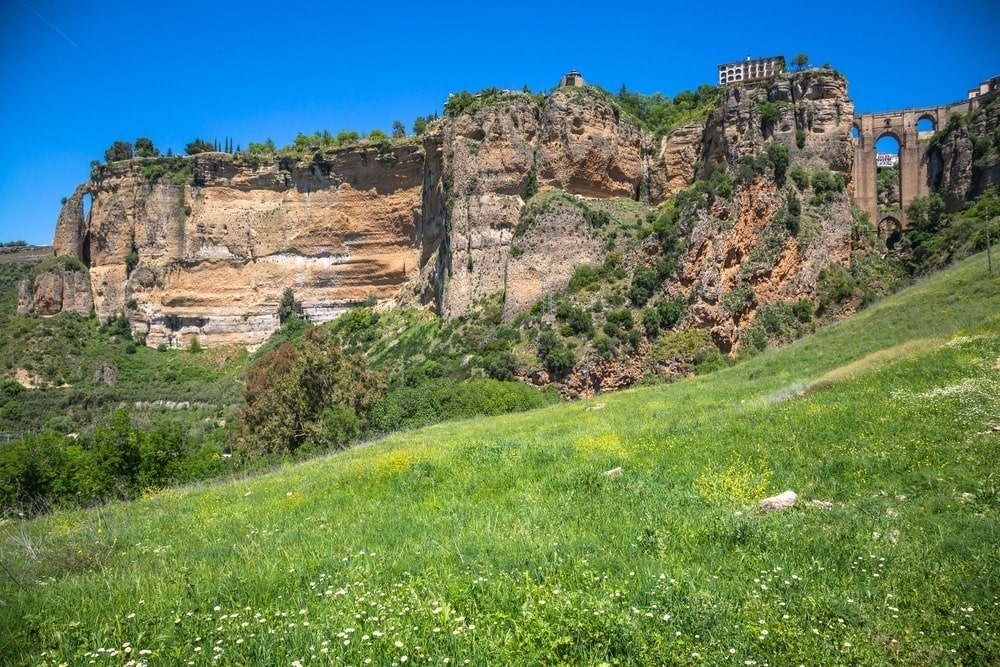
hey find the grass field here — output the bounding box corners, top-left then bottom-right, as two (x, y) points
(1, 253), (998, 666)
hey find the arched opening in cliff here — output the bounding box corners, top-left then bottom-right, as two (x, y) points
(850, 125), (860, 140)
(879, 216), (902, 250)
(916, 115), (936, 135)
(874, 134), (901, 211)
(81, 192), (93, 267)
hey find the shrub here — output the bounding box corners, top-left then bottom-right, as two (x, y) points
(757, 101), (780, 131)
(628, 265), (661, 306)
(766, 142), (790, 184)
(185, 138), (215, 155)
(104, 140), (133, 163)
(555, 301), (593, 336)
(795, 129), (807, 149)
(369, 379), (547, 433)
(642, 308), (661, 337)
(656, 298), (685, 328)
(722, 284), (755, 315)
(789, 165), (810, 191)
(817, 264), (857, 311)
(445, 91), (476, 117)
(484, 351), (516, 381)
(544, 346), (576, 378)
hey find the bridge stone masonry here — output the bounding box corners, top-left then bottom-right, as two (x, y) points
(852, 92), (991, 248)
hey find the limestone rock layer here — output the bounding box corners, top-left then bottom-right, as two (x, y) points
(40, 70), (888, 348)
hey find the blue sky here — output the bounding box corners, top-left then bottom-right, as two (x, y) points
(1, 0), (997, 246)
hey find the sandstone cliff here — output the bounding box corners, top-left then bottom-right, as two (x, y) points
(927, 92), (1000, 210)
(17, 258), (93, 317)
(33, 69), (863, 359)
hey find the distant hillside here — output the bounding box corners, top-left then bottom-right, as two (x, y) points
(0, 245), (52, 265)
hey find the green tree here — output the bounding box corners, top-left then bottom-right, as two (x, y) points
(792, 53), (809, 71)
(248, 139), (276, 154)
(185, 138), (215, 155)
(134, 137), (159, 158)
(104, 140), (134, 162)
(232, 326), (383, 456)
(766, 142), (790, 184)
(391, 120), (406, 139)
(412, 116), (429, 136)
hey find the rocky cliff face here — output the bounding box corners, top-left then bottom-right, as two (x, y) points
(52, 147), (426, 347)
(35, 69), (861, 354)
(17, 261), (93, 317)
(928, 93), (1000, 210)
(676, 68), (856, 353)
(434, 88), (679, 320)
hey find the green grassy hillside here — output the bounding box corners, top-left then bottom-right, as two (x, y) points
(2, 253), (998, 665)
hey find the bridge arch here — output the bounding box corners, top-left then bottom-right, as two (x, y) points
(916, 113), (936, 133)
(852, 100), (973, 231)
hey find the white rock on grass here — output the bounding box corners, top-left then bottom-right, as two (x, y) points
(759, 490), (797, 512)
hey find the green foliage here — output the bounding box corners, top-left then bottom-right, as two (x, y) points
(412, 116), (430, 136)
(757, 101), (780, 130)
(656, 298), (685, 329)
(555, 300), (593, 337)
(232, 326), (383, 456)
(134, 137), (159, 158)
(774, 192), (802, 235)
(444, 90), (477, 116)
(536, 328), (576, 378)
(740, 301), (815, 352)
(795, 129), (806, 149)
(391, 120), (406, 139)
(926, 113), (966, 152)
(483, 351), (516, 381)
(816, 263), (857, 312)
(722, 284), (756, 316)
(810, 169), (846, 203)
(0, 410), (221, 514)
(641, 307), (661, 337)
(367, 129), (391, 152)
(369, 378), (548, 433)
(903, 193), (948, 249)
(184, 138), (215, 155)
(904, 187), (1000, 274)
(765, 141), (790, 184)
(525, 168), (538, 200)
(628, 265), (661, 306)
(278, 288), (297, 324)
(247, 139), (276, 154)
(103, 140), (133, 162)
(791, 53), (809, 71)
(709, 169), (734, 200)
(789, 164), (810, 191)
(616, 84), (719, 141)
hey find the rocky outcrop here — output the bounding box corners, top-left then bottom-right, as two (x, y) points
(18, 262), (94, 316)
(536, 88), (649, 199)
(436, 88), (676, 319)
(699, 68), (854, 179)
(928, 93), (1000, 210)
(56, 147), (426, 347)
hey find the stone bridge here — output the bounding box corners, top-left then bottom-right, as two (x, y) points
(852, 96), (986, 248)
